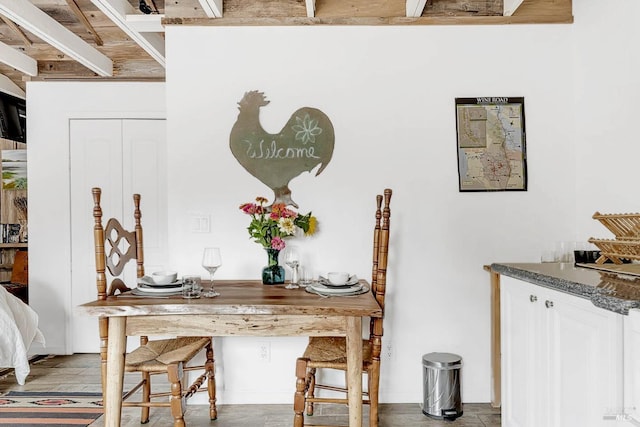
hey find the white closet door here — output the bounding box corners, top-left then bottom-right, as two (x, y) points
(69, 119), (167, 353)
(122, 120), (168, 275)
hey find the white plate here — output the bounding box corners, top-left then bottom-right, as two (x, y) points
(306, 283), (370, 297)
(133, 285), (184, 294)
(308, 282), (363, 294)
(137, 276), (182, 288)
(318, 275), (359, 287)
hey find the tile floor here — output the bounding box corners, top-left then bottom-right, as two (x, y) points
(0, 354), (501, 426)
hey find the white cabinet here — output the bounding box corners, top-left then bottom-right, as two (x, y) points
(501, 276), (623, 427)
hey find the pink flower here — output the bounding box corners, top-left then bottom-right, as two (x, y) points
(240, 203), (257, 214)
(240, 203), (264, 216)
(271, 237), (285, 250)
(281, 207), (298, 219)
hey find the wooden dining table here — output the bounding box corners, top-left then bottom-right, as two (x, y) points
(77, 280), (382, 427)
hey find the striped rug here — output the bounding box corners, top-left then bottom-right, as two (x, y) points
(0, 391), (103, 426)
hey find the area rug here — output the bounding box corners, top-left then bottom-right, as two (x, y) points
(0, 391), (103, 426)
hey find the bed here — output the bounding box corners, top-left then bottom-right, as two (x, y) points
(0, 285), (45, 384)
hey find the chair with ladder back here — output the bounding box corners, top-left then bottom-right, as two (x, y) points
(92, 187), (216, 427)
(293, 188), (392, 427)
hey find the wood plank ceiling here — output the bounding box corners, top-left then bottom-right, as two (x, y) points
(0, 0), (572, 93)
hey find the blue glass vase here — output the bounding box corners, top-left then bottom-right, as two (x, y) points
(262, 248), (285, 285)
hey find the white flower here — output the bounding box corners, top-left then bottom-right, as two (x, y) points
(278, 217), (296, 235)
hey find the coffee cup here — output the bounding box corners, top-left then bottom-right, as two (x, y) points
(152, 271), (178, 285)
(327, 272), (349, 285)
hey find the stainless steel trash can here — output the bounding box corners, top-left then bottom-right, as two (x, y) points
(422, 352), (463, 420)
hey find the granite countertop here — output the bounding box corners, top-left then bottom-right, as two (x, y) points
(491, 262), (640, 315)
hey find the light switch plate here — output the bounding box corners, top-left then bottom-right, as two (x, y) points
(190, 215), (211, 233)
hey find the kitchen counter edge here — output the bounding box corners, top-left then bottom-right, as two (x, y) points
(490, 262), (640, 315)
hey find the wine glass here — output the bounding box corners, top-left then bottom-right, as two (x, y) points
(284, 245), (300, 289)
(201, 247), (222, 297)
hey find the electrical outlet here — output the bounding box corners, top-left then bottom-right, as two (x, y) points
(258, 341), (271, 362)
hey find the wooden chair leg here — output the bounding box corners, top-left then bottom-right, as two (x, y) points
(368, 362), (380, 427)
(206, 341), (217, 420)
(306, 367), (316, 416)
(141, 372), (150, 424)
(167, 364), (186, 427)
(294, 358), (309, 427)
(99, 332), (108, 405)
(100, 356), (107, 403)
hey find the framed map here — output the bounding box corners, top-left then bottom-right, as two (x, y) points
(455, 97), (527, 192)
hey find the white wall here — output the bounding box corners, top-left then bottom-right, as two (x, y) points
(26, 0), (640, 406)
(27, 82), (166, 355)
(164, 23), (578, 404)
(573, 0), (640, 238)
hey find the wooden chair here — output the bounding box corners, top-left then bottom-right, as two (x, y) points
(92, 187), (216, 427)
(294, 188), (392, 427)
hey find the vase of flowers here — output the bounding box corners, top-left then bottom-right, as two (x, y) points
(262, 247), (285, 285)
(240, 196), (317, 285)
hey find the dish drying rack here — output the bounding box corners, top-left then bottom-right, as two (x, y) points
(589, 212), (640, 264)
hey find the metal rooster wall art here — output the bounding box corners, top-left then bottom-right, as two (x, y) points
(229, 91), (335, 208)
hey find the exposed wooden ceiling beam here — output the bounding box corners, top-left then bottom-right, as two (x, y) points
(0, 0), (112, 76)
(406, 0), (427, 18)
(0, 40), (36, 75)
(305, 0), (315, 18)
(163, 0), (570, 22)
(0, 73), (24, 98)
(38, 59), (96, 76)
(164, 14), (574, 26)
(197, 0), (222, 18)
(504, 0), (525, 16)
(125, 13), (164, 32)
(0, 15), (31, 47)
(91, 0), (165, 67)
(65, 0), (104, 46)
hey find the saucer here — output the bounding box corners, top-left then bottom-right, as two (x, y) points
(308, 282), (363, 294)
(137, 276), (182, 288)
(133, 284), (184, 295)
(318, 275), (359, 287)
(306, 282), (369, 297)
